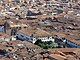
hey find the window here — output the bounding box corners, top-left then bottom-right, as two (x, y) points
(20, 35), (24, 37)
(19, 27), (21, 30)
(26, 37), (29, 40)
(24, 27), (26, 28)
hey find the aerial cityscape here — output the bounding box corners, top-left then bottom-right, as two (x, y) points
(0, 0), (80, 60)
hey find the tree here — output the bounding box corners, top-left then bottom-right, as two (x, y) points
(58, 42), (62, 48)
(35, 39), (42, 45)
(47, 41), (53, 45)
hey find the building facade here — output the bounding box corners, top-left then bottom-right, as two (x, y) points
(16, 29), (54, 43)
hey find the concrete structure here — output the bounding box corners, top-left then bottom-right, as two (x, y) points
(16, 29), (54, 43)
(0, 32), (16, 41)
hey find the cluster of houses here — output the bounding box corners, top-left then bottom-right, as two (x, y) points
(0, 0), (80, 48)
(0, 0), (80, 60)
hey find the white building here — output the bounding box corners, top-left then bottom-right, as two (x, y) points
(0, 32), (16, 41)
(16, 29), (54, 43)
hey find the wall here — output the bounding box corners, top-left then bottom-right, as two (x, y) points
(16, 32), (54, 43)
(67, 40), (80, 48)
(0, 26), (4, 32)
(16, 33), (32, 41)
